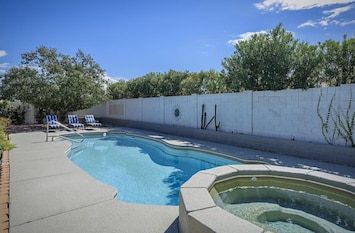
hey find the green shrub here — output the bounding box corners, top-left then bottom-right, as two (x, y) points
(0, 101), (26, 125)
(0, 117), (15, 155)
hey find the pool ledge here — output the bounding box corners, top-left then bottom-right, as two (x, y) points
(179, 164), (355, 233)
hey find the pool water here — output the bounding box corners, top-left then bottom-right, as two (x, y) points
(68, 134), (241, 205)
(211, 176), (355, 233)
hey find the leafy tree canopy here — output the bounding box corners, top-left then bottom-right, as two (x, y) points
(320, 35), (355, 86)
(107, 79), (128, 99)
(107, 69), (225, 99)
(221, 24), (355, 92)
(102, 26), (355, 100)
(222, 23), (298, 91)
(0, 46), (108, 121)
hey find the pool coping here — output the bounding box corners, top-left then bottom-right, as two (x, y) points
(179, 164), (355, 233)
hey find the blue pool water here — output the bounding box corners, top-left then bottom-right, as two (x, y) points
(68, 134), (242, 205)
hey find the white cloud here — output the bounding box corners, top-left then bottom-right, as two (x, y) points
(257, 1), (355, 29)
(320, 19), (330, 26)
(0, 50), (8, 57)
(323, 4), (353, 18)
(0, 63), (10, 69)
(255, 0), (355, 11)
(298, 4), (355, 28)
(227, 30), (268, 46)
(297, 20), (317, 28)
(340, 19), (355, 25)
(0, 63), (10, 74)
(104, 75), (118, 84)
(104, 74), (130, 82)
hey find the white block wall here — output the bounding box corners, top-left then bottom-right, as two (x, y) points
(76, 84), (355, 146)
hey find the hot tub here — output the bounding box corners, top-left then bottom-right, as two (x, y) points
(179, 164), (355, 233)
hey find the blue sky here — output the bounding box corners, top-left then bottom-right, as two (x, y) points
(0, 0), (354, 81)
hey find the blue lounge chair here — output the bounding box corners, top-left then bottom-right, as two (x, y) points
(67, 115), (84, 128)
(85, 114), (102, 127)
(46, 115), (61, 129)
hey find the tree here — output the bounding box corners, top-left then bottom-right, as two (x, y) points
(125, 73), (160, 98)
(201, 70), (226, 94)
(320, 36), (355, 86)
(222, 24), (298, 91)
(123, 70), (190, 98)
(159, 70), (189, 96)
(180, 72), (203, 95)
(107, 79), (128, 99)
(290, 42), (322, 89)
(180, 70), (224, 95)
(0, 46), (108, 121)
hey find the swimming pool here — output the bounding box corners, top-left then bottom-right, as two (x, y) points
(67, 133), (245, 205)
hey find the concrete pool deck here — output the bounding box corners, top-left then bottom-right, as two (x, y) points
(8, 128), (355, 232)
(9, 130), (178, 233)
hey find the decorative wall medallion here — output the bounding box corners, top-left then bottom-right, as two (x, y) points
(173, 104), (182, 121)
(174, 108), (180, 117)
